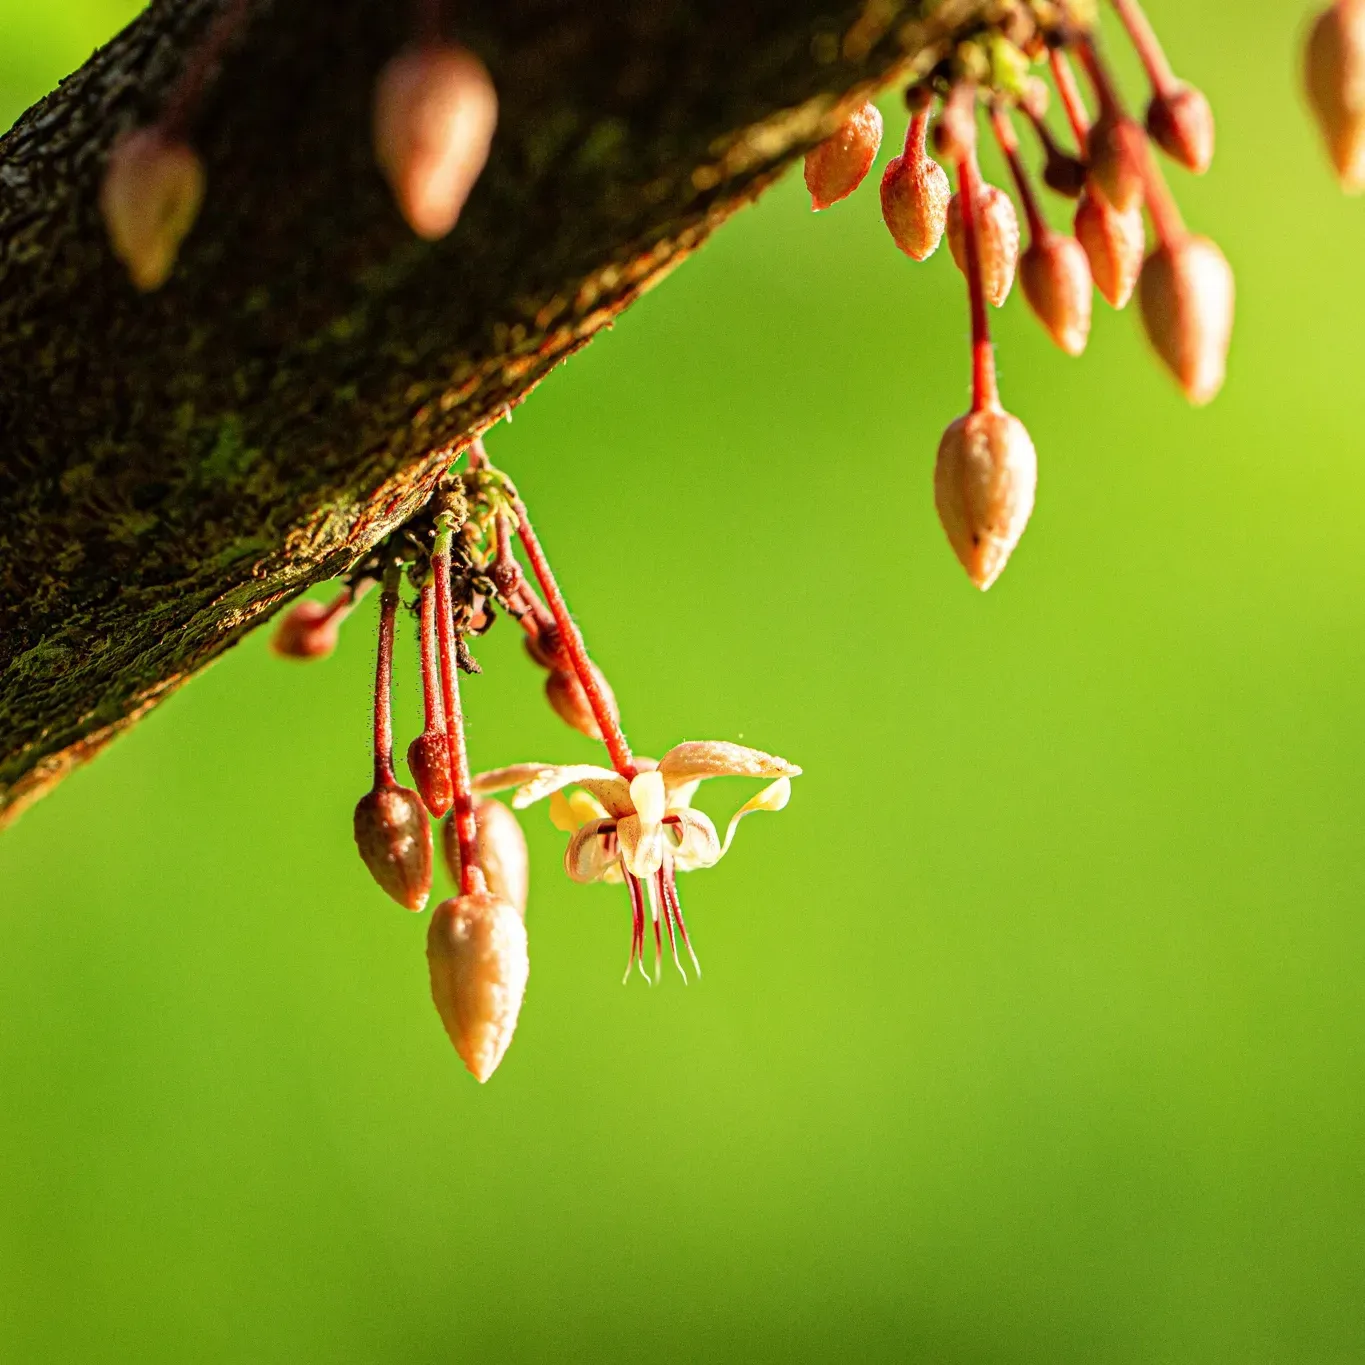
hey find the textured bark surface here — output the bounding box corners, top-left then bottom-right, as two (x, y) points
(0, 0), (983, 825)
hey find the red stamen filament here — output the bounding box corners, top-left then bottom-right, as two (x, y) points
(1049, 48), (1092, 145)
(1109, 0), (1177, 95)
(956, 144), (1000, 414)
(372, 563), (401, 790)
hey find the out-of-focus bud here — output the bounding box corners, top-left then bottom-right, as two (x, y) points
(880, 144), (950, 260)
(407, 731), (454, 818)
(1075, 188), (1145, 308)
(1145, 83), (1214, 174)
(1138, 234), (1235, 406)
(1020, 234), (1093, 356)
(1305, 0), (1365, 193)
(354, 785), (433, 912)
(545, 664), (618, 741)
(947, 184), (1020, 307)
(427, 891), (529, 1083)
(1041, 146), (1088, 199)
(443, 799), (529, 917)
(933, 406), (1038, 591)
(804, 102), (884, 210)
(373, 43), (498, 240)
(933, 83), (978, 163)
(99, 127), (205, 292)
(1086, 113), (1146, 212)
(271, 599), (340, 660)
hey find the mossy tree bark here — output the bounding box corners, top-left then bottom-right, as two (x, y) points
(0, 0), (979, 824)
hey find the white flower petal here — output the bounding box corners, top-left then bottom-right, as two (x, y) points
(617, 814), (665, 879)
(473, 762), (557, 795)
(565, 819), (618, 884)
(668, 807), (721, 872)
(505, 763), (629, 812)
(629, 771), (666, 825)
(719, 777), (793, 858)
(659, 741), (802, 791)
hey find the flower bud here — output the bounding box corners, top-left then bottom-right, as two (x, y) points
(933, 85), (978, 163)
(1305, 0), (1365, 193)
(1138, 234), (1234, 406)
(99, 128), (205, 292)
(933, 406), (1037, 591)
(1074, 188), (1144, 308)
(353, 784), (433, 912)
(427, 891), (529, 1083)
(1145, 83), (1214, 174)
(407, 731), (454, 818)
(879, 148), (950, 260)
(443, 799), (529, 917)
(271, 600), (340, 660)
(373, 43), (498, 240)
(1041, 147), (1088, 199)
(1086, 112), (1146, 213)
(947, 184), (1020, 307)
(804, 102), (883, 210)
(1020, 234), (1093, 356)
(545, 664), (618, 741)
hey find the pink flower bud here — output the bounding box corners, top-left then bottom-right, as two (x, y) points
(804, 102), (883, 210)
(373, 43), (498, 240)
(443, 799), (529, 918)
(879, 147), (950, 260)
(1145, 83), (1215, 174)
(1086, 113), (1146, 213)
(353, 785), (433, 912)
(545, 664), (618, 741)
(1138, 234), (1235, 406)
(947, 184), (1020, 307)
(1020, 234), (1093, 356)
(934, 406), (1037, 592)
(1074, 188), (1144, 309)
(427, 891), (529, 1082)
(1305, 0), (1365, 193)
(99, 128), (205, 292)
(270, 600), (340, 660)
(407, 731), (454, 818)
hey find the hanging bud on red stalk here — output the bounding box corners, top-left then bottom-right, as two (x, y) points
(99, 127), (205, 292)
(1020, 234), (1093, 356)
(407, 577), (454, 817)
(933, 82), (978, 164)
(880, 93), (950, 261)
(948, 185), (1019, 308)
(545, 663), (618, 741)
(271, 598), (342, 660)
(427, 889), (529, 1082)
(1138, 234), (1235, 406)
(353, 786), (433, 912)
(407, 731), (454, 818)
(1087, 111), (1147, 213)
(1074, 187), (1144, 309)
(1305, 0), (1365, 193)
(373, 43), (498, 240)
(804, 102), (883, 210)
(443, 799), (529, 918)
(1146, 84), (1215, 175)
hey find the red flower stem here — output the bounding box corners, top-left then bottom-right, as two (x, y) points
(160, 0), (252, 139)
(1049, 48), (1092, 145)
(372, 561), (402, 790)
(989, 105), (1048, 243)
(417, 580), (446, 733)
(432, 520), (480, 897)
(904, 103), (931, 160)
(1077, 41), (1186, 245)
(508, 493), (636, 779)
(1109, 0), (1176, 94)
(956, 147), (999, 414)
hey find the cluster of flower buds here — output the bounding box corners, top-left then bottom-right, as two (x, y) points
(273, 438), (799, 1080)
(802, 0), (1234, 591)
(99, 1), (496, 290)
(1306, 0), (1365, 193)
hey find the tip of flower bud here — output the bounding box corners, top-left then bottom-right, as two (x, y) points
(1138, 234), (1235, 406)
(99, 128), (205, 292)
(373, 43), (498, 240)
(1305, 1), (1365, 193)
(879, 151), (950, 260)
(1020, 234), (1093, 356)
(1145, 83), (1215, 175)
(407, 730), (455, 818)
(1074, 188), (1145, 310)
(1086, 113), (1146, 214)
(804, 102), (883, 210)
(427, 891), (529, 1082)
(354, 785), (433, 912)
(270, 600), (340, 660)
(947, 185), (1020, 307)
(933, 406), (1038, 591)
(443, 799), (529, 917)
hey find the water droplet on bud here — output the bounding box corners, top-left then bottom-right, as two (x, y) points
(804, 102), (883, 210)
(1021, 235), (1093, 356)
(1146, 83), (1215, 174)
(443, 799), (529, 918)
(354, 785), (433, 911)
(1305, 0), (1365, 193)
(1075, 188), (1145, 309)
(1138, 234), (1235, 406)
(427, 892), (529, 1082)
(947, 185), (1020, 307)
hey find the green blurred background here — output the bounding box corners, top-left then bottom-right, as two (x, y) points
(3, 3), (1364, 1361)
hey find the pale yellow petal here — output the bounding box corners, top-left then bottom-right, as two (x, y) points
(668, 807), (721, 872)
(659, 741), (802, 788)
(629, 771), (666, 825)
(508, 764), (628, 811)
(617, 814), (665, 879)
(565, 819), (617, 884)
(719, 777), (793, 858)
(473, 762), (557, 795)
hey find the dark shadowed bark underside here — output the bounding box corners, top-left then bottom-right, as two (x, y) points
(0, 0), (987, 824)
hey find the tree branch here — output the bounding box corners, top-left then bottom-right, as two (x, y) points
(0, 0), (981, 825)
